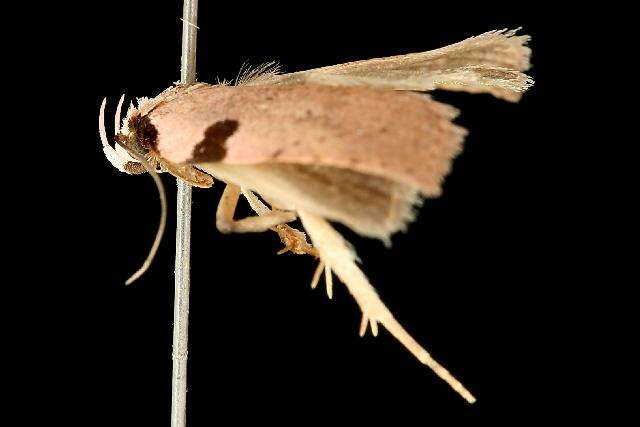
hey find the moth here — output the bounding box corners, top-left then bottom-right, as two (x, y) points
(100, 29), (533, 403)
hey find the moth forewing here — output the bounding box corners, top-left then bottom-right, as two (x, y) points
(148, 84), (467, 195)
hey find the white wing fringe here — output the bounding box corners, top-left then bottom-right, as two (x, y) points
(298, 210), (476, 404)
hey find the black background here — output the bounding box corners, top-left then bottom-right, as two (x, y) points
(24, 1), (587, 424)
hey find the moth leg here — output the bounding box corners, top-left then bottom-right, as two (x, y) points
(216, 184), (296, 234)
(298, 210), (476, 404)
(241, 188), (318, 257)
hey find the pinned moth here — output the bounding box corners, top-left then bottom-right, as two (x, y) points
(100, 29), (533, 403)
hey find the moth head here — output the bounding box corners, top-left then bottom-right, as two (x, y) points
(99, 95), (159, 175)
(101, 95), (214, 188)
(99, 95), (167, 285)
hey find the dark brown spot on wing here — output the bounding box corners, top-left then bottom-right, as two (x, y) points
(191, 120), (239, 162)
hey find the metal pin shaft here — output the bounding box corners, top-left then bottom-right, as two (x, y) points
(172, 0), (198, 426)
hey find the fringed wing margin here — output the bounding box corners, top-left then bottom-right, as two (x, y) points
(275, 28), (532, 102)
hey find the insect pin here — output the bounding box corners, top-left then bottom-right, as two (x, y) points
(100, 29), (533, 403)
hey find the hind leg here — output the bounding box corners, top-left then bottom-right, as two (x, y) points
(241, 188), (318, 257)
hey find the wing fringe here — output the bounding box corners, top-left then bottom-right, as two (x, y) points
(276, 28), (533, 102)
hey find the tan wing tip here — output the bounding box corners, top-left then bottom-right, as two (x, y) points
(490, 27), (533, 71)
(447, 27), (533, 102)
(496, 27), (534, 100)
